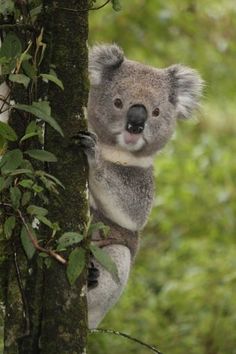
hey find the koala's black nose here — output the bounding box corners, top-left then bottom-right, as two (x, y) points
(126, 104), (147, 134)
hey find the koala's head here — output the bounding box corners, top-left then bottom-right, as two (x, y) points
(88, 44), (203, 157)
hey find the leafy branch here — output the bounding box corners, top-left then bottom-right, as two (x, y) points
(17, 207), (67, 264)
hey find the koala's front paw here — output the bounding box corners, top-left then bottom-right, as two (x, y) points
(88, 261), (100, 290)
(72, 131), (97, 159)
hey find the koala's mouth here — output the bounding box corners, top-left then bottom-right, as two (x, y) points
(123, 131), (141, 144)
(117, 131), (145, 152)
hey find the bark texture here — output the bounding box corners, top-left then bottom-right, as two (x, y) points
(3, 1), (89, 353)
(39, 1), (89, 353)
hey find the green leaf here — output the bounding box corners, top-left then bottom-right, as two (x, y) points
(89, 244), (119, 282)
(26, 121), (38, 134)
(67, 248), (86, 285)
(19, 52), (32, 62)
(20, 159), (34, 172)
(9, 74), (30, 88)
(14, 101), (64, 136)
(32, 184), (44, 193)
(0, 134), (6, 151)
(20, 225), (36, 259)
(9, 168), (33, 176)
(0, 121), (17, 141)
(0, 176), (12, 190)
(36, 171), (64, 189)
(20, 121), (40, 142)
(22, 191), (31, 206)
(111, 0), (122, 11)
(0, 149), (23, 173)
(58, 232), (83, 249)
(39, 252), (49, 258)
(10, 186), (21, 209)
(18, 179), (34, 189)
(25, 149), (57, 162)
(27, 205), (48, 217)
(4, 216), (16, 239)
(36, 215), (53, 229)
(22, 60), (37, 79)
(0, 32), (22, 58)
(0, 0), (14, 16)
(88, 222), (110, 238)
(0, 176), (5, 191)
(41, 72), (64, 90)
(38, 175), (55, 192)
(44, 257), (52, 268)
(30, 4), (42, 21)
(20, 132), (39, 143)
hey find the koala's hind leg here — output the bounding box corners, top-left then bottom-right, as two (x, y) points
(87, 244), (131, 329)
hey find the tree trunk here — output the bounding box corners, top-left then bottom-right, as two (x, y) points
(2, 1), (89, 353)
(39, 1), (89, 353)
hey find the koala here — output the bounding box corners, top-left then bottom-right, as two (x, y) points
(80, 44), (203, 328)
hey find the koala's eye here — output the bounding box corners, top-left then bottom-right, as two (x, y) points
(114, 98), (123, 109)
(152, 107), (160, 117)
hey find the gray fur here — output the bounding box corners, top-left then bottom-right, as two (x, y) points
(86, 44), (203, 328)
(90, 160), (154, 231)
(167, 64), (204, 119)
(89, 44), (124, 85)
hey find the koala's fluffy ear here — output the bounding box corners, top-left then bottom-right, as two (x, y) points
(168, 64), (204, 119)
(89, 44), (124, 85)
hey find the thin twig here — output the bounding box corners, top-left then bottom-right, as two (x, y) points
(17, 209), (67, 264)
(0, 202), (67, 264)
(55, 0), (111, 13)
(90, 328), (164, 354)
(89, 0), (111, 11)
(0, 90), (11, 114)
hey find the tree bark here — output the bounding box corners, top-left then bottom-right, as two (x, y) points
(39, 1), (89, 353)
(2, 1), (89, 353)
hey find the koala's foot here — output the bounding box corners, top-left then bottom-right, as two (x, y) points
(88, 261), (100, 290)
(72, 131), (97, 159)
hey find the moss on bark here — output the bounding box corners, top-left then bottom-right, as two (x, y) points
(2, 1), (89, 353)
(39, 1), (89, 353)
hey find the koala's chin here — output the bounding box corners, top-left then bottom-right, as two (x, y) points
(117, 131), (145, 152)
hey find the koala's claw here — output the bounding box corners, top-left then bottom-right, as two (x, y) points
(73, 131), (97, 143)
(88, 262), (100, 290)
(72, 131), (97, 157)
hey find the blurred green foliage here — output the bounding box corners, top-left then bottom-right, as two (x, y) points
(88, 1), (236, 353)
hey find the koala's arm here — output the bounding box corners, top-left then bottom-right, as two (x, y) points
(87, 244), (131, 329)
